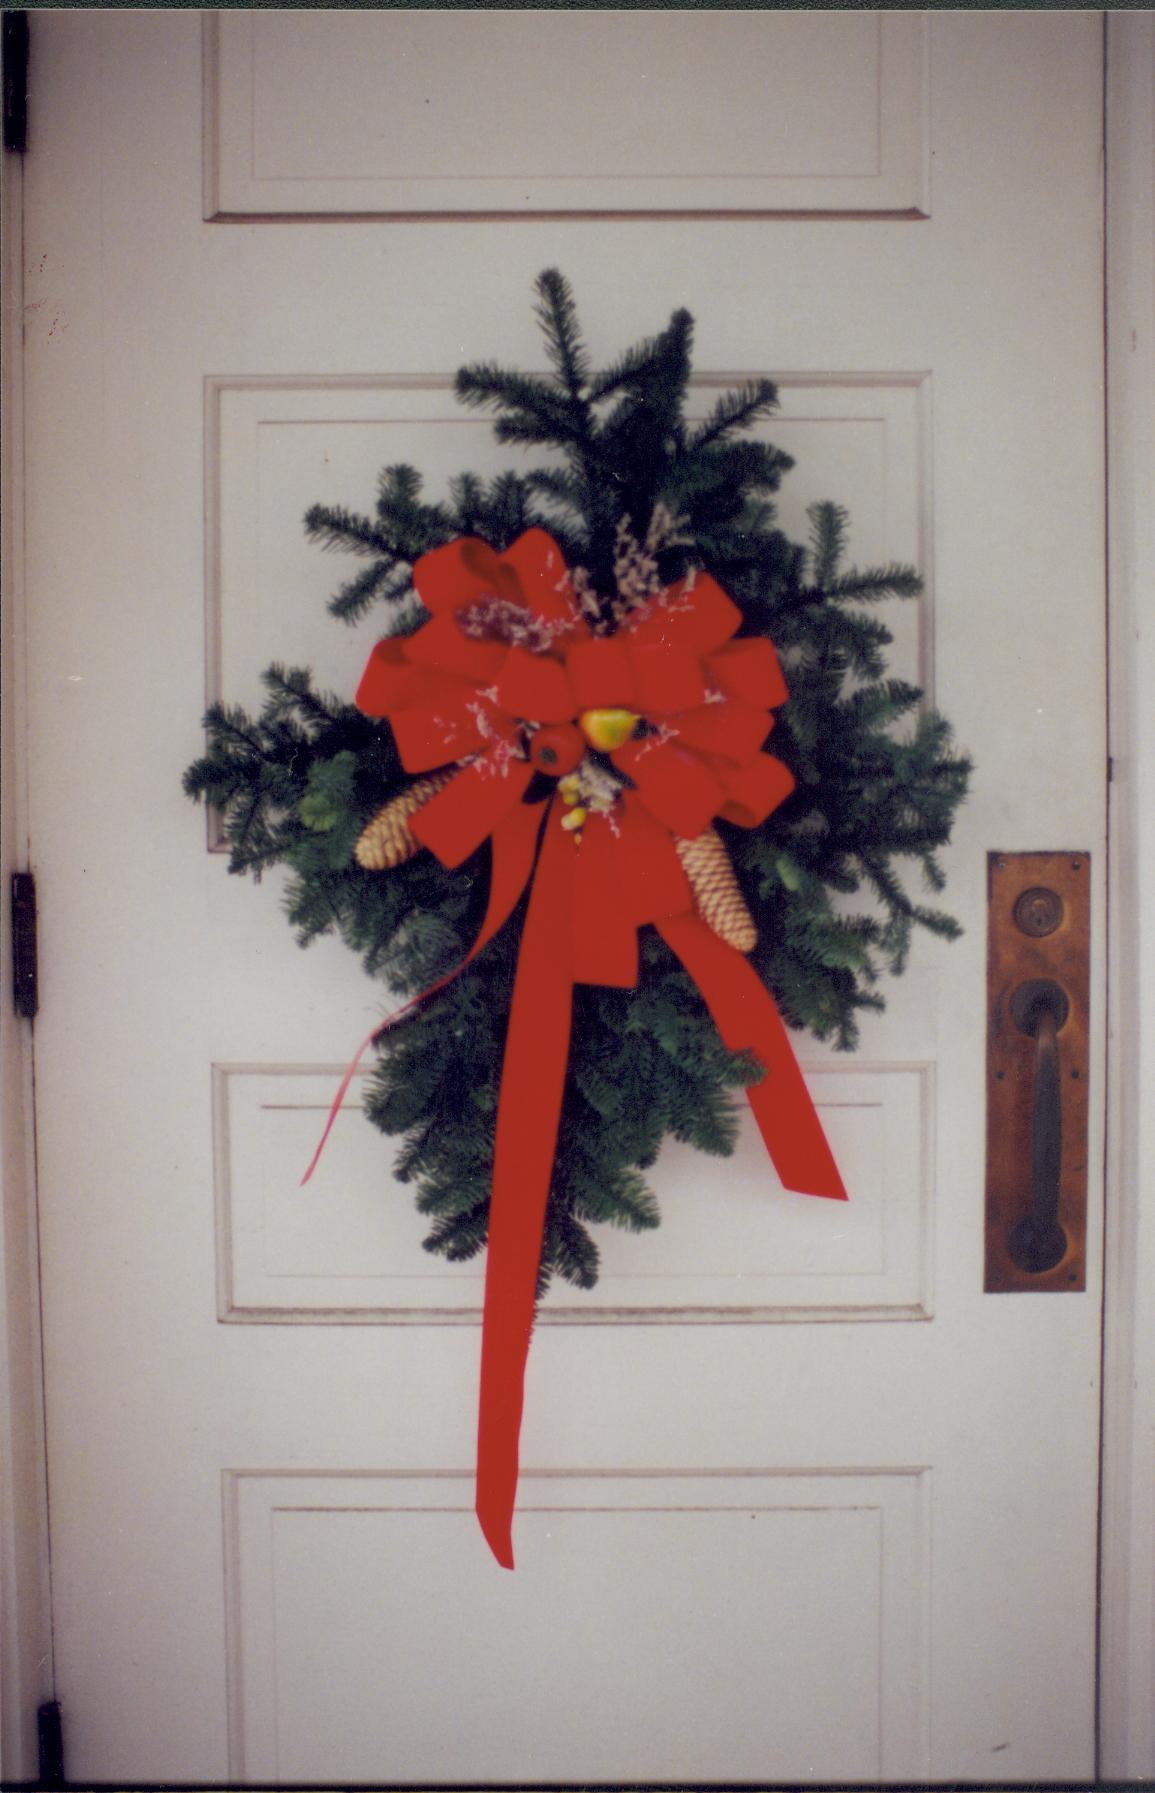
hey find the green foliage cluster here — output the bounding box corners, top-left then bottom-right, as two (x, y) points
(185, 270), (970, 1291)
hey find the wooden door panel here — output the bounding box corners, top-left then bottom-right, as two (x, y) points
(215, 1062), (932, 1321)
(226, 1472), (931, 1783)
(206, 12), (929, 218)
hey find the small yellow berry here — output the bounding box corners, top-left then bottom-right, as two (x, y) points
(558, 773), (583, 803)
(579, 708), (640, 753)
(560, 805), (588, 832)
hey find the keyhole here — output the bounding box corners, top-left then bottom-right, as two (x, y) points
(1014, 886), (1064, 938)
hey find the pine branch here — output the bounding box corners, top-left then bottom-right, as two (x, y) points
(824, 565), (923, 603)
(586, 339), (666, 405)
(808, 501), (849, 586)
(524, 466), (584, 509)
(688, 379), (780, 450)
(373, 465), (454, 556)
(304, 503), (397, 558)
(533, 268), (591, 400)
(260, 664), (348, 728)
(327, 560), (414, 624)
(448, 471), (486, 532)
(540, 1206), (599, 1292)
(454, 363), (583, 444)
(376, 463), (424, 509)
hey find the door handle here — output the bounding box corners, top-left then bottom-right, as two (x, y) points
(1007, 979), (1069, 1273)
(984, 852), (1089, 1293)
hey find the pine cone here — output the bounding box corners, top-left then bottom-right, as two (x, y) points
(355, 772), (453, 871)
(675, 826), (758, 952)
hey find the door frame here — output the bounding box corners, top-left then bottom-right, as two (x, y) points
(1, 12), (1152, 1784)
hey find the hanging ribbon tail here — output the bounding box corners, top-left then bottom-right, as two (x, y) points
(300, 1018), (392, 1187)
(657, 914), (847, 1201)
(476, 801), (574, 1569)
(302, 797), (548, 1187)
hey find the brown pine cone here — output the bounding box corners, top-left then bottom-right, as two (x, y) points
(354, 772), (453, 871)
(675, 826), (758, 952)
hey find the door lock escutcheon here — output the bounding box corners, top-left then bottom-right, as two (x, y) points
(985, 854), (1090, 1293)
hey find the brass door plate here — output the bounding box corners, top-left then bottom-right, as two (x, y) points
(985, 852), (1090, 1293)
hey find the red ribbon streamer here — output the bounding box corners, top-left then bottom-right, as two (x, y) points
(314, 529), (850, 1569)
(658, 913), (846, 1201)
(473, 816), (846, 1569)
(476, 799), (574, 1567)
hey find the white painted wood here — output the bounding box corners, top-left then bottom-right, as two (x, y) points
(225, 1470), (931, 1782)
(216, 1063), (932, 1321)
(1101, 12), (1155, 1779)
(206, 12), (929, 219)
(22, 12), (1108, 1784)
(0, 146), (54, 1783)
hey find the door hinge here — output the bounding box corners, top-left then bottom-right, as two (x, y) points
(2, 11), (29, 154)
(11, 871), (38, 1019)
(37, 1699), (65, 1791)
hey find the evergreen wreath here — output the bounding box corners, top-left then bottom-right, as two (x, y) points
(185, 270), (971, 1295)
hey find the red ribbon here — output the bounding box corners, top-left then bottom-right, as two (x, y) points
(321, 529), (847, 1569)
(477, 800), (575, 1567)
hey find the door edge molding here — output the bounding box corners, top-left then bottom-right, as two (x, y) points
(0, 132), (56, 1782)
(1100, 10), (1155, 1781)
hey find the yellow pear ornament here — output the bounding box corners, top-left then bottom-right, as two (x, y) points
(578, 707), (639, 752)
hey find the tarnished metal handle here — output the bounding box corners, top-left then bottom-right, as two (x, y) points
(1008, 979), (1069, 1273)
(985, 855), (1089, 1293)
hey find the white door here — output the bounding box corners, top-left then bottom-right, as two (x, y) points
(23, 12), (1106, 1783)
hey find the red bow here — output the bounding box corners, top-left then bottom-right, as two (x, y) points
(348, 529), (846, 1568)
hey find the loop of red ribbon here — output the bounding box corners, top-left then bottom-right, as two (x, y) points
(323, 528), (846, 1569)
